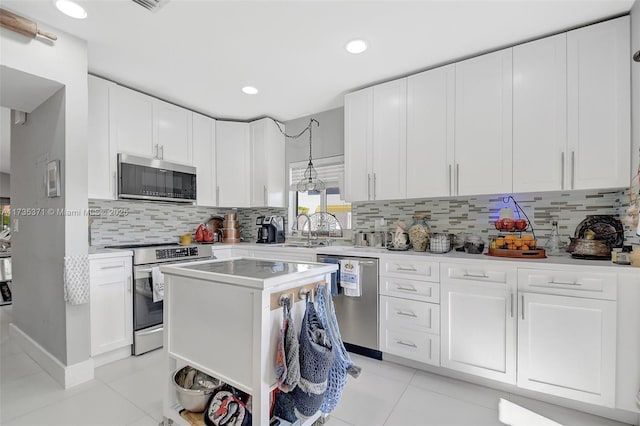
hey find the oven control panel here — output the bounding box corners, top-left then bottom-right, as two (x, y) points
(156, 246), (199, 260)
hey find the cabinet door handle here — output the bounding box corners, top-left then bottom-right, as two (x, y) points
(216, 186), (220, 206)
(160, 145), (164, 160)
(367, 173), (371, 200)
(373, 173), (377, 200)
(263, 185), (267, 204)
(396, 285), (417, 292)
(396, 340), (417, 348)
(550, 279), (579, 286)
(456, 163), (460, 195)
(396, 266), (417, 272)
(510, 293), (514, 318)
(127, 276), (132, 292)
(521, 295), (525, 320)
(571, 151), (575, 189)
(396, 310), (417, 318)
(448, 164), (452, 196)
(429, 338), (433, 359)
(154, 144), (158, 158)
(560, 152), (565, 190)
(463, 272), (488, 278)
(113, 171), (118, 198)
(100, 264), (123, 270)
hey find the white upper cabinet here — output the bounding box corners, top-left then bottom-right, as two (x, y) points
(111, 85), (156, 158)
(111, 85), (193, 165)
(216, 121), (250, 207)
(372, 79), (407, 201)
(455, 48), (513, 196)
(250, 118), (285, 208)
(513, 34), (567, 193)
(344, 80), (407, 202)
(157, 100), (192, 165)
(88, 75), (117, 200)
(407, 65), (455, 198)
(567, 16), (631, 190)
(192, 113), (217, 207)
(344, 87), (373, 202)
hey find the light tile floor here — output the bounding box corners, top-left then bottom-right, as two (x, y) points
(0, 305), (632, 426)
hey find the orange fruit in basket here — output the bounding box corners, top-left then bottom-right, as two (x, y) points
(522, 234), (533, 241)
(504, 234), (516, 241)
(514, 239), (523, 248)
(508, 244), (517, 250)
(522, 245), (530, 251)
(496, 237), (505, 246)
(528, 240), (537, 249)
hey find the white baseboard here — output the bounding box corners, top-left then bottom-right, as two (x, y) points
(10, 323), (94, 389)
(92, 346), (131, 368)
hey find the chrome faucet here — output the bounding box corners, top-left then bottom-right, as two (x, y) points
(295, 213), (312, 247)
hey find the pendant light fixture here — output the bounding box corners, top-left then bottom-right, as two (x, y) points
(273, 118), (325, 193)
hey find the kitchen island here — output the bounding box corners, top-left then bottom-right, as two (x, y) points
(160, 257), (338, 426)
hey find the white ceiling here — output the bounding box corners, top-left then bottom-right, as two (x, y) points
(2, 0), (635, 122)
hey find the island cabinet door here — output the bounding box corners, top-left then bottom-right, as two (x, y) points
(440, 280), (517, 384)
(517, 292), (616, 407)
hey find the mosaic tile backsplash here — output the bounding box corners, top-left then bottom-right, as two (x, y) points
(88, 199), (286, 246)
(353, 189), (639, 248)
(90, 189), (638, 248)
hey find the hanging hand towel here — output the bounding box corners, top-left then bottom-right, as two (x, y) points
(323, 258), (341, 296)
(275, 300), (300, 392)
(339, 259), (361, 297)
(151, 266), (164, 303)
(64, 255), (89, 305)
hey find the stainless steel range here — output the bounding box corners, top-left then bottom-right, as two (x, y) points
(105, 243), (214, 355)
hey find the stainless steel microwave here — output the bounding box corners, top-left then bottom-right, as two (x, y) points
(117, 153), (197, 203)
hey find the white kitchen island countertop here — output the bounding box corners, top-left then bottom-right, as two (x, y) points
(160, 256), (337, 290)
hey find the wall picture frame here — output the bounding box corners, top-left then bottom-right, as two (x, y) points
(47, 160), (60, 198)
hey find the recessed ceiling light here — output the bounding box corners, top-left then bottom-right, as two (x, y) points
(242, 86), (258, 95)
(345, 39), (368, 54)
(55, 0), (87, 19)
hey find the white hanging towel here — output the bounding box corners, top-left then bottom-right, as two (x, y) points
(339, 259), (361, 297)
(151, 267), (165, 303)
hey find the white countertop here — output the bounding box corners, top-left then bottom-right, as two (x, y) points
(88, 247), (133, 259)
(160, 257), (337, 290)
(207, 242), (637, 271)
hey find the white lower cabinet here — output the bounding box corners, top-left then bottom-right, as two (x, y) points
(440, 263), (517, 384)
(89, 255), (133, 358)
(517, 292), (617, 407)
(380, 256), (440, 366)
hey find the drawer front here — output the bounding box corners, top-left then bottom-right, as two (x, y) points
(442, 263), (515, 288)
(381, 295), (440, 334)
(380, 258), (439, 282)
(90, 258), (129, 283)
(381, 327), (440, 366)
(518, 268), (616, 300)
(380, 277), (439, 303)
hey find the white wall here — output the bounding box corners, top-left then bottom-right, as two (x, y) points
(632, 0), (640, 179)
(284, 107), (344, 165)
(0, 172), (9, 198)
(11, 90), (68, 363)
(0, 16), (89, 368)
(0, 107), (9, 174)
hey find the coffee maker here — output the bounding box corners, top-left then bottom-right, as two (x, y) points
(256, 216), (285, 244)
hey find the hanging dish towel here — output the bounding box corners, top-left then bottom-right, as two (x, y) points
(323, 258), (341, 296)
(151, 266), (164, 303)
(316, 285), (361, 414)
(291, 299), (334, 420)
(339, 259), (361, 297)
(275, 299), (300, 392)
(64, 255), (89, 305)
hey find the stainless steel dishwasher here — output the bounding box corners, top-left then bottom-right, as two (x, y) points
(316, 253), (381, 359)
